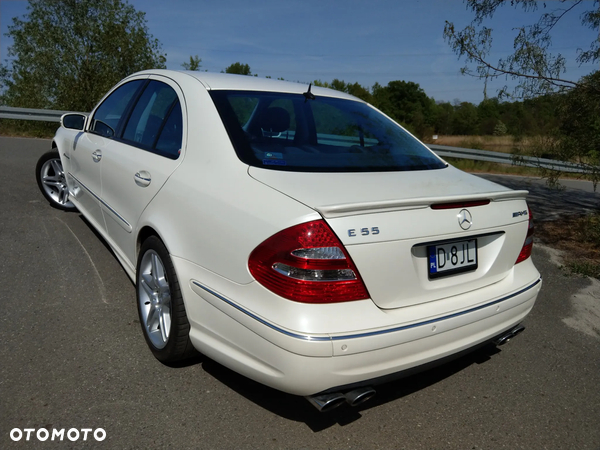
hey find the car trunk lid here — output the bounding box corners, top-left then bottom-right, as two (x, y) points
(249, 166), (531, 309)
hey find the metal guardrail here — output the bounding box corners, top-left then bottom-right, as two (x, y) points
(427, 144), (591, 174)
(0, 105), (594, 174)
(0, 106), (86, 122)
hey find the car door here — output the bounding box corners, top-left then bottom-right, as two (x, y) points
(68, 79), (146, 233)
(99, 77), (185, 271)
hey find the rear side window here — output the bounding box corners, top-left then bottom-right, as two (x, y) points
(122, 80), (182, 159)
(210, 90), (446, 172)
(155, 100), (182, 159)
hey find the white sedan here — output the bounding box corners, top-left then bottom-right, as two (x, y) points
(36, 70), (541, 411)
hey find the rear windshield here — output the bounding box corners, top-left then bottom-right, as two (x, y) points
(210, 90), (446, 172)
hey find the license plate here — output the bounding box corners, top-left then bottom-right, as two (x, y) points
(428, 239), (477, 278)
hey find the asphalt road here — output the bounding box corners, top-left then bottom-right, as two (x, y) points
(1, 136), (599, 449)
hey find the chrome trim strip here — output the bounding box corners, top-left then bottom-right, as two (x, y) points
(192, 282), (330, 341)
(192, 278), (541, 342)
(68, 172), (131, 229)
(332, 278), (541, 341)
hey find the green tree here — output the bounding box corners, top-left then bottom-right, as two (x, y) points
(330, 79), (348, 93)
(493, 120), (507, 136)
(452, 102), (479, 135)
(225, 62), (252, 75)
(385, 81), (433, 124)
(477, 98), (500, 135)
(345, 82), (373, 103)
(0, 0), (166, 111)
(370, 82), (392, 114)
(556, 72), (600, 188)
(314, 79), (373, 103)
(432, 101), (455, 135)
(312, 79), (330, 88)
(444, 0), (599, 187)
(182, 55), (202, 71)
(370, 80), (435, 138)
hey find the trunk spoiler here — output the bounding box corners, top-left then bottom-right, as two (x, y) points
(316, 190), (529, 218)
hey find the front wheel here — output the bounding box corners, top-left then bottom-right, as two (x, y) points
(35, 150), (77, 211)
(136, 236), (196, 363)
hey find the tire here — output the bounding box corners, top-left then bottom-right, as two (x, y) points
(35, 150), (77, 211)
(136, 236), (196, 363)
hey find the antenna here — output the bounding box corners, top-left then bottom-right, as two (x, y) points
(303, 83), (316, 102)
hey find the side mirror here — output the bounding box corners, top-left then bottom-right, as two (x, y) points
(61, 113), (87, 131)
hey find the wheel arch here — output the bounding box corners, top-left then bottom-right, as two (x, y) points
(137, 225), (180, 262)
(137, 226), (161, 258)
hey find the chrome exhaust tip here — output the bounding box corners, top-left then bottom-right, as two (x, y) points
(345, 387), (376, 407)
(493, 324), (525, 346)
(305, 392), (347, 412)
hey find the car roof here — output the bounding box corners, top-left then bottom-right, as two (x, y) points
(133, 69), (361, 101)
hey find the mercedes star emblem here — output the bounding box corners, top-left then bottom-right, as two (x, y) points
(458, 209), (473, 230)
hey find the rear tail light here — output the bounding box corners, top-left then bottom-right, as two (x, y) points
(516, 206), (534, 264)
(248, 220), (369, 303)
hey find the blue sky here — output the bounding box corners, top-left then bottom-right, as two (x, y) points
(0, 0), (596, 104)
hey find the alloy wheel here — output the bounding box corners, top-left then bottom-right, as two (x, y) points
(39, 157), (75, 209)
(138, 250), (172, 349)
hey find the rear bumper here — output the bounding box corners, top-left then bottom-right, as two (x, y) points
(175, 256), (541, 396)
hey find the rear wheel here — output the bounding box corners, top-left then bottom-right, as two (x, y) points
(35, 150), (77, 211)
(136, 236), (196, 363)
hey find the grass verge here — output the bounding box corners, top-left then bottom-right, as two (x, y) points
(536, 212), (600, 279)
(0, 119), (57, 138)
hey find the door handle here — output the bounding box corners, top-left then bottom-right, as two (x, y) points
(92, 150), (102, 162)
(134, 171), (151, 187)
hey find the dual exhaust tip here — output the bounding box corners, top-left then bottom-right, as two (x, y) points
(306, 387), (376, 412)
(306, 324), (526, 412)
(492, 324), (525, 346)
